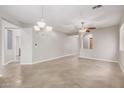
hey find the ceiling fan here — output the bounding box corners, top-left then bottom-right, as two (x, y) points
(79, 22), (96, 33)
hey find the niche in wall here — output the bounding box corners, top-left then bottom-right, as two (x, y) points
(7, 30), (13, 49)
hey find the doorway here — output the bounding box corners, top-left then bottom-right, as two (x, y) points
(3, 28), (21, 65)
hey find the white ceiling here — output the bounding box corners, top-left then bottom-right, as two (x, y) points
(0, 5), (124, 34)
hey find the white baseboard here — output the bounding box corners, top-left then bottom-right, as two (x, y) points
(32, 53), (76, 65)
(20, 62), (32, 65)
(119, 62), (124, 74)
(79, 56), (118, 63)
(3, 60), (18, 65)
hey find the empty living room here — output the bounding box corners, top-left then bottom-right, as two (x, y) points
(0, 0), (124, 90)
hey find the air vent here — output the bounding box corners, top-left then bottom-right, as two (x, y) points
(92, 5), (103, 10)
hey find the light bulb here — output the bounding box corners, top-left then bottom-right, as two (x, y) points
(79, 30), (82, 32)
(34, 25), (40, 31)
(37, 21), (46, 28)
(79, 29), (86, 33)
(46, 26), (53, 31)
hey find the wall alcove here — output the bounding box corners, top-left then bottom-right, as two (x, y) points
(120, 22), (124, 51)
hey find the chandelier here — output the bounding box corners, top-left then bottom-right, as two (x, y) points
(34, 5), (53, 32)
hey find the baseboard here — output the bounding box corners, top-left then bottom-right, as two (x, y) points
(20, 62), (32, 65)
(118, 62), (124, 74)
(32, 53), (76, 65)
(79, 56), (118, 63)
(3, 60), (18, 65)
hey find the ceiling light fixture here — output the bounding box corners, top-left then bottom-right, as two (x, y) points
(37, 20), (46, 28)
(78, 22), (96, 33)
(34, 5), (53, 32)
(79, 29), (86, 33)
(46, 26), (53, 32)
(34, 25), (40, 31)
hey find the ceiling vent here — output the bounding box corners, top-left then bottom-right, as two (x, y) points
(92, 5), (103, 10)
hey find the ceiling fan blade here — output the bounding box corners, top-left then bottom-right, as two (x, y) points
(86, 27), (96, 29)
(67, 32), (79, 35)
(86, 29), (90, 32)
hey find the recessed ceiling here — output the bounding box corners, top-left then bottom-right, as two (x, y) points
(0, 5), (124, 34)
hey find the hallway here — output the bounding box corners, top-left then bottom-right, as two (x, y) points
(0, 56), (124, 88)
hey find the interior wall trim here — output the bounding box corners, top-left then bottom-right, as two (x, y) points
(20, 61), (32, 65)
(20, 53), (77, 65)
(3, 59), (18, 65)
(33, 53), (77, 65)
(119, 62), (124, 74)
(79, 56), (119, 63)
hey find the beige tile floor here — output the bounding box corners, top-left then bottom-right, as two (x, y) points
(0, 56), (124, 88)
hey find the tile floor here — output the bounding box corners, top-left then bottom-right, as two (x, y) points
(0, 56), (124, 88)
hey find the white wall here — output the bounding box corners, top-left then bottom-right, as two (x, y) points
(32, 31), (79, 63)
(64, 35), (79, 54)
(80, 25), (119, 62)
(20, 28), (32, 64)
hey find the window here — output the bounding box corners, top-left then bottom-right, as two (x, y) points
(89, 37), (93, 49)
(80, 33), (93, 49)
